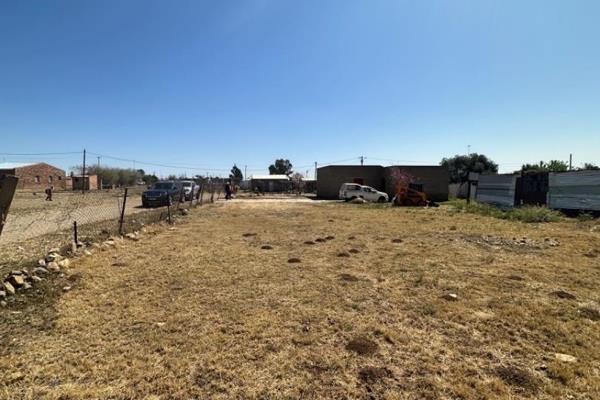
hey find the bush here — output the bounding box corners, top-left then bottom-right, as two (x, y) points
(447, 199), (561, 223)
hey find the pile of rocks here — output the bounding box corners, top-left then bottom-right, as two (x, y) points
(1, 248), (70, 307)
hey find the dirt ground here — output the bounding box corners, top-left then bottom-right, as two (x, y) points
(1, 199), (599, 399)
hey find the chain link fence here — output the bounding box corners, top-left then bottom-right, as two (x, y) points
(0, 181), (223, 274)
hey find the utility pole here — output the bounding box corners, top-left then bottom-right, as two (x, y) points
(360, 156), (364, 166)
(97, 156), (100, 169)
(569, 153), (573, 170)
(82, 149), (86, 194)
(244, 165), (247, 180)
(314, 162), (317, 180)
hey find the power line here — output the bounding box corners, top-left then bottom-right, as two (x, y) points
(0, 151), (81, 156)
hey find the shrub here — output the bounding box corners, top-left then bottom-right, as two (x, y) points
(448, 199), (561, 223)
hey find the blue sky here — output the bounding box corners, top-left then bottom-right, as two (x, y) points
(1, 0), (599, 177)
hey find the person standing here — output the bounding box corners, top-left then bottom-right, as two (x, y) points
(224, 180), (233, 200)
(45, 185), (53, 201)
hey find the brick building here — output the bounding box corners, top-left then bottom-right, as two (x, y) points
(316, 165), (449, 201)
(0, 162), (67, 190)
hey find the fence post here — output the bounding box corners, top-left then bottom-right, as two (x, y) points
(176, 186), (184, 211)
(118, 188), (128, 235)
(73, 221), (78, 245)
(199, 183), (204, 206)
(167, 201), (172, 224)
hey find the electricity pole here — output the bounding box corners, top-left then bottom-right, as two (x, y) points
(360, 156), (364, 166)
(569, 154), (573, 170)
(97, 156), (101, 169)
(244, 165), (247, 180)
(82, 149), (86, 194)
(314, 162), (317, 180)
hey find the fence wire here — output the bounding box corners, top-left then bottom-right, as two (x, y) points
(0, 182), (222, 273)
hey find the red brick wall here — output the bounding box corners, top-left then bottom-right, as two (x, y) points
(14, 163), (67, 190)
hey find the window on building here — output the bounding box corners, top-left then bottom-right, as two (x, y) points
(58, 176), (62, 180)
(48, 176), (53, 183)
(35, 176), (40, 183)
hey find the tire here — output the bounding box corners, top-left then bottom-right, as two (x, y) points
(378, 196), (386, 203)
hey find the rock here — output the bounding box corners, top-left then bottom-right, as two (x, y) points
(554, 353), (577, 363)
(104, 240), (116, 247)
(57, 259), (70, 268)
(2, 281), (15, 295)
(38, 259), (47, 267)
(48, 247), (60, 254)
(442, 293), (459, 301)
(47, 262), (60, 272)
(30, 276), (43, 283)
(0, 300), (6, 308)
(84, 250), (93, 256)
(45, 253), (62, 263)
(261, 245), (273, 250)
(7, 275), (25, 288)
(0, 290), (5, 299)
(22, 282), (32, 290)
(10, 270), (23, 276)
(288, 258), (301, 263)
(34, 267), (49, 275)
(125, 233), (139, 241)
(63, 286), (72, 292)
(21, 269), (29, 276)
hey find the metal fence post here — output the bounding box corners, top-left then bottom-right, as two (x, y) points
(73, 221), (78, 244)
(167, 200), (172, 224)
(176, 186), (184, 211)
(199, 183), (204, 206)
(118, 188), (128, 235)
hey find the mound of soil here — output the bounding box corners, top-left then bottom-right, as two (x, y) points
(346, 336), (379, 356)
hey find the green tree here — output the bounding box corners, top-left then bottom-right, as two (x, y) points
(581, 163), (599, 171)
(440, 154), (498, 183)
(268, 159), (293, 176)
(521, 160), (569, 173)
(230, 164), (243, 182)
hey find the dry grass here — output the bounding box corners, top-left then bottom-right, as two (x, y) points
(1, 199), (599, 399)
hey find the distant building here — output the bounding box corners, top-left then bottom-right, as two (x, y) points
(0, 162), (67, 190)
(316, 165), (449, 201)
(65, 175), (100, 191)
(250, 174), (291, 192)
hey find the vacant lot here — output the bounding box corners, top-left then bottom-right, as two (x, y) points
(1, 200), (599, 399)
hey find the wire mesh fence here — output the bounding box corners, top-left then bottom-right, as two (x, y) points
(0, 181), (223, 272)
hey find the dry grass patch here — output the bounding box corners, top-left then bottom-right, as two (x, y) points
(1, 199), (599, 399)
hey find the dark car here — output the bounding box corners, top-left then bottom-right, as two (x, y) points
(141, 181), (183, 207)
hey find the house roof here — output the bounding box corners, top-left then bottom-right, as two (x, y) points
(0, 162), (36, 169)
(250, 174), (290, 180)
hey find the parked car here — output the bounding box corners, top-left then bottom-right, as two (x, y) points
(181, 180), (200, 201)
(141, 181), (183, 207)
(338, 183), (389, 203)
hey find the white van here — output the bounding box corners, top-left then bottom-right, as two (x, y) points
(338, 183), (389, 203)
